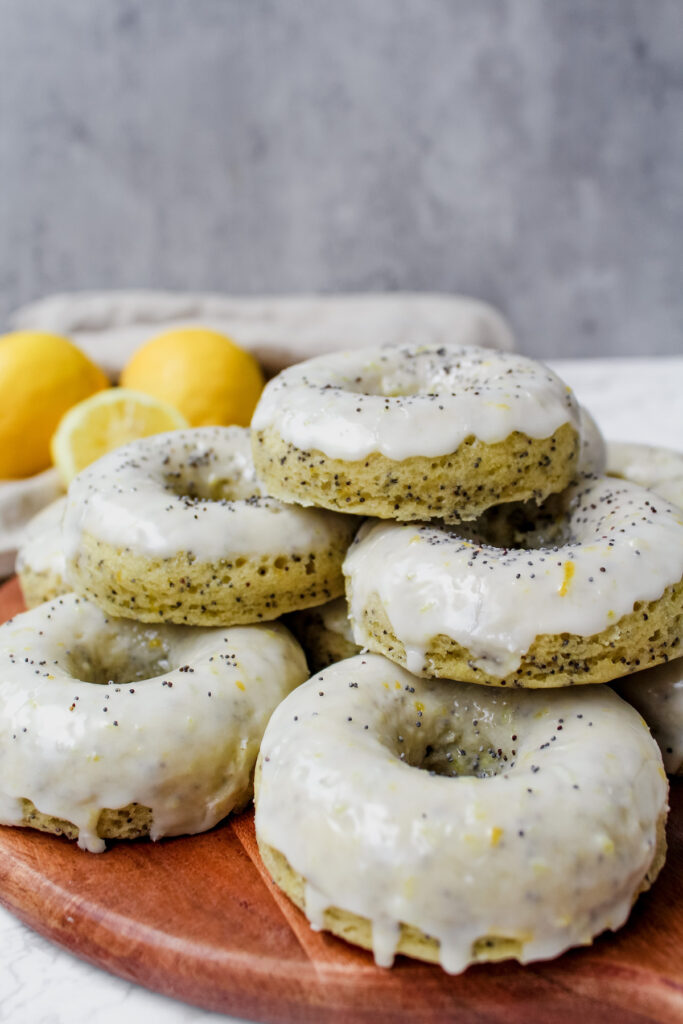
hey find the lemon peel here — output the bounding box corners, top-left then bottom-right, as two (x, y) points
(50, 388), (188, 484)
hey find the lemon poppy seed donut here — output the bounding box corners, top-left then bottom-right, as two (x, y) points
(16, 497), (69, 607)
(607, 441), (683, 508)
(255, 654), (667, 972)
(0, 593), (308, 851)
(64, 427), (359, 626)
(615, 658), (683, 775)
(251, 343), (581, 523)
(344, 476), (683, 687)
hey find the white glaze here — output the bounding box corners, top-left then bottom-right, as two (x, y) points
(63, 426), (356, 563)
(256, 654), (667, 972)
(0, 593), (307, 852)
(318, 596), (357, 647)
(616, 659), (683, 774)
(652, 477), (683, 508)
(251, 344), (580, 461)
(607, 441), (683, 509)
(16, 497), (67, 581)
(577, 407), (606, 478)
(0, 467), (64, 577)
(344, 476), (683, 678)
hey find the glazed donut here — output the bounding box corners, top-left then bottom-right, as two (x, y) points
(255, 654), (667, 972)
(63, 426), (359, 626)
(251, 343), (581, 523)
(285, 596), (360, 673)
(344, 476), (683, 686)
(608, 441), (683, 508)
(615, 658), (683, 775)
(16, 497), (69, 607)
(0, 593), (307, 852)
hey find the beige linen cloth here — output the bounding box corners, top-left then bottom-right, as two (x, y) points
(1, 290), (515, 575)
(10, 291), (515, 377)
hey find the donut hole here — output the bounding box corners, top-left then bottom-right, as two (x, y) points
(63, 625), (173, 686)
(453, 491), (571, 551)
(352, 380), (419, 399)
(391, 711), (513, 779)
(342, 356), (469, 399)
(338, 367), (419, 398)
(163, 474), (263, 503)
(161, 454), (263, 504)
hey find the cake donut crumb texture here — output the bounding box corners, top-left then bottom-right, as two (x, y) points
(344, 476), (683, 686)
(255, 655), (668, 972)
(251, 344), (581, 522)
(63, 426), (359, 626)
(0, 593), (308, 851)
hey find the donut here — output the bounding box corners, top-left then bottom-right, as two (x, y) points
(615, 658), (683, 775)
(16, 497), (69, 607)
(251, 343), (581, 523)
(255, 654), (667, 972)
(63, 426), (359, 626)
(608, 441), (683, 508)
(344, 476), (683, 686)
(285, 596), (360, 673)
(0, 593), (308, 852)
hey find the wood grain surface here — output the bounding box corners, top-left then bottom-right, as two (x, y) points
(0, 578), (681, 1024)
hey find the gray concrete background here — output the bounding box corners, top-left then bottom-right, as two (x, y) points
(0, 0), (681, 358)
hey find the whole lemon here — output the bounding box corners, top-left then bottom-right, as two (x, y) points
(0, 331), (109, 479)
(120, 327), (265, 428)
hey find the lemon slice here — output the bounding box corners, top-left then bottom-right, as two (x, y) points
(51, 388), (189, 485)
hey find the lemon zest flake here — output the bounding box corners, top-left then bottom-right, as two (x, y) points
(559, 561), (575, 596)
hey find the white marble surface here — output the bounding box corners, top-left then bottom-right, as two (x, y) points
(0, 356), (681, 1024)
(549, 357), (683, 450)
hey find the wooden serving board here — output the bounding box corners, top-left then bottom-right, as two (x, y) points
(0, 577), (681, 1024)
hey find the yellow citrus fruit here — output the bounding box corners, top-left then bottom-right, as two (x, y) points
(0, 331), (109, 479)
(120, 327), (265, 428)
(51, 387), (189, 485)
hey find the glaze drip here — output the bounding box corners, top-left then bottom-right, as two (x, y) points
(256, 655), (667, 972)
(0, 594), (308, 851)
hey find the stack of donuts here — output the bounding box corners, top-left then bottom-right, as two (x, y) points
(250, 343), (683, 972)
(7, 341), (683, 975)
(4, 426), (358, 852)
